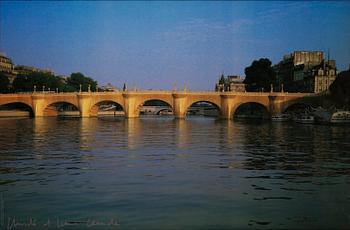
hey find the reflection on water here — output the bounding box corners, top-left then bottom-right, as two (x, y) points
(0, 117), (349, 229)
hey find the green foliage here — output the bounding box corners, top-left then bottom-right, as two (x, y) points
(12, 75), (29, 92)
(0, 72), (10, 93)
(12, 72), (65, 92)
(60, 84), (76, 92)
(67, 72), (97, 92)
(11, 71), (98, 93)
(329, 69), (350, 108)
(243, 58), (276, 92)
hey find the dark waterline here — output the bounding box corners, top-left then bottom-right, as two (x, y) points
(0, 116), (349, 229)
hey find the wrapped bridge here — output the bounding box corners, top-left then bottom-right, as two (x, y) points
(0, 91), (313, 119)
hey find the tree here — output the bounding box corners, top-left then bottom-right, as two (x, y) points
(11, 71), (99, 93)
(67, 72), (97, 92)
(12, 72), (65, 92)
(0, 73), (10, 93)
(329, 69), (350, 108)
(244, 58), (276, 92)
(12, 74), (32, 92)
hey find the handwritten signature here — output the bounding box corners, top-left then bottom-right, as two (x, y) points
(6, 216), (119, 229)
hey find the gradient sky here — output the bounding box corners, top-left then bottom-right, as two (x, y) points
(1, 1), (350, 90)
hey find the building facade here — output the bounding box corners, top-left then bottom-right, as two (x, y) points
(14, 65), (54, 75)
(215, 74), (246, 92)
(0, 53), (18, 85)
(273, 51), (336, 93)
(304, 60), (337, 93)
(0, 53), (14, 73)
(0, 53), (59, 89)
(100, 83), (119, 92)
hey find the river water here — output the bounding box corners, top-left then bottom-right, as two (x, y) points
(0, 116), (349, 229)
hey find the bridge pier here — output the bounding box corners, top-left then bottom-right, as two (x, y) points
(268, 96), (285, 116)
(78, 94), (92, 117)
(123, 93), (140, 118)
(32, 95), (46, 117)
(173, 93), (187, 119)
(220, 94), (235, 119)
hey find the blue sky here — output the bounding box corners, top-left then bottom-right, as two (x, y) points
(1, 1), (350, 90)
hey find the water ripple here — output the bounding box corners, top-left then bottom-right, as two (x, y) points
(0, 117), (349, 228)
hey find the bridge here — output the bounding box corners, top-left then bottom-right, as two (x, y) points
(0, 91), (314, 119)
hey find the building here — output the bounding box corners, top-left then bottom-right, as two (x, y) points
(14, 65), (54, 75)
(215, 74), (245, 92)
(273, 51), (336, 93)
(100, 83), (119, 92)
(0, 53), (17, 84)
(304, 60), (337, 93)
(0, 53), (14, 73)
(57, 75), (69, 82)
(273, 51), (323, 92)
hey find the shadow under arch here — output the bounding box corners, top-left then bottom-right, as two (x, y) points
(283, 102), (312, 114)
(186, 100), (221, 117)
(43, 101), (80, 117)
(233, 102), (269, 120)
(0, 102), (34, 117)
(90, 100), (125, 117)
(279, 94), (321, 115)
(138, 99), (173, 116)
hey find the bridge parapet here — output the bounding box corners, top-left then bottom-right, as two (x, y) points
(1, 91), (313, 97)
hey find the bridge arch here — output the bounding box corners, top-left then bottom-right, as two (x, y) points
(0, 102), (34, 117)
(89, 100), (125, 117)
(185, 100), (221, 117)
(0, 96), (33, 110)
(232, 101), (270, 119)
(137, 99), (173, 116)
(275, 94), (317, 115)
(136, 96), (173, 108)
(282, 102), (312, 114)
(43, 101), (80, 117)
